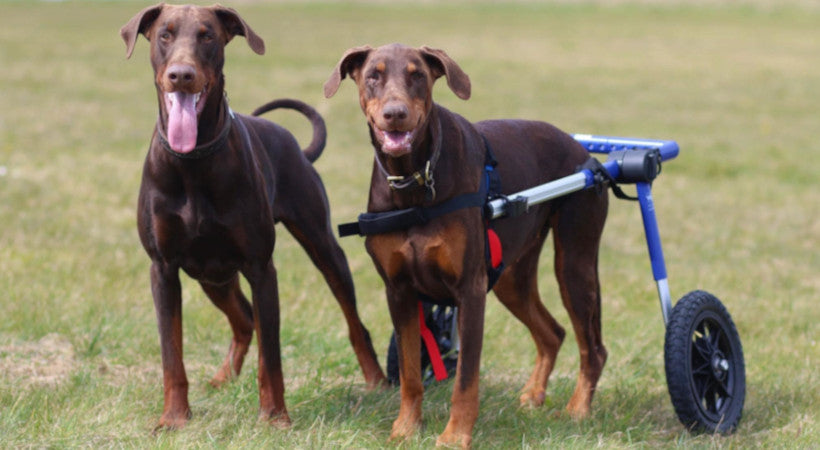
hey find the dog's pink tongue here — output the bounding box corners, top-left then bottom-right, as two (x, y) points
(382, 131), (412, 155)
(166, 92), (198, 153)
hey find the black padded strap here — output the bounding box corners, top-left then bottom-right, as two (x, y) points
(338, 173), (488, 237)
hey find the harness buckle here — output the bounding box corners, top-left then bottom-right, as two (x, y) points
(386, 175), (404, 190)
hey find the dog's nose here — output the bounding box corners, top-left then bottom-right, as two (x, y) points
(382, 102), (408, 124)
(166, 64), (197, 90)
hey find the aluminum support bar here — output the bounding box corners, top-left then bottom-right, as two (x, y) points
(485, 171), (590, 220)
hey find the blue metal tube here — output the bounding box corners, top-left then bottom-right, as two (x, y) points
(636, 182), (673, 323)
(573, 134), (679, 162)
(637, 182), (667, 281)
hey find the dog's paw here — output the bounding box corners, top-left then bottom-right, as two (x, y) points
(153, 409), (192, 434)
(565, 400), (591, 420)
(389, 415), (421, 442)
(209, 367), (235, 388)
(519, 389), (546, 408)
(260, 411), (292, 429)
(436, 430), (472, 449)
(365, 374), (391, 391)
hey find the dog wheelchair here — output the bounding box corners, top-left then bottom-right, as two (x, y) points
(384, 134), (746, 434)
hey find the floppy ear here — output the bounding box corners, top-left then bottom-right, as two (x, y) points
(212, 5), (265, 55)
(324, 45), (373, 98)
(120, 3), (165, 59)
(419, 46), (471, 100)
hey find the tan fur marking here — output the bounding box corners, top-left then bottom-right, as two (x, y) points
(407, 62), (417, 73)
(376, 61), (386, 72)
(367, 234), (407, 280)
(423, 224), (466, 279)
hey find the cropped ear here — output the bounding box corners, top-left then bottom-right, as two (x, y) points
(120, 3), (165, 59)
(324, 45), (373, 98)
(212, 4), (265, 55)
(419, 46), (471, 100)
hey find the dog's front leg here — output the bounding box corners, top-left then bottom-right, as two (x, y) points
(388, 287), (424, 441)
(150, 262), (191, 430)
(437, 288), (486, 449)
(245, 259), (291, 428)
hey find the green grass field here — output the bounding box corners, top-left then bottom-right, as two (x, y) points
(1, 1), (817, 447)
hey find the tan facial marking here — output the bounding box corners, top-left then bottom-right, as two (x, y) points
(407, 62), (417, 73)
(376, 61), (386, 72)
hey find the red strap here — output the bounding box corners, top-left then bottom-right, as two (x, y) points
(418, 302), (449, 381)
(487, 228), (503, 268)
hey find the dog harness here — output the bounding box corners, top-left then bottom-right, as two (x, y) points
(338, 137), (506, 293)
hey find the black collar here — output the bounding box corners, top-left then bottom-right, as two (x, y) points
(156, 100), (234, 160)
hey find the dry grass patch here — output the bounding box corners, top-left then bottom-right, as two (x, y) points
(0, 334), (78, 389)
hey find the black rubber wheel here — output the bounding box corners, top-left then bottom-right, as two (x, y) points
(664, 290), (745, 433)
(386, 303), (458, 386)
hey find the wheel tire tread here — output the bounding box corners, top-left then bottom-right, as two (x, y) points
(664, 290), (745, 434)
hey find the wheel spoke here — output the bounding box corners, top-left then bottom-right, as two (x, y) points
(702, 379), (719, 413)
(714, 372), (732, 399)
(695, 370), (712, 400)
(710, 326), (724, 351)
(693, 333), (712, 360)
(692, 360), (711, 376)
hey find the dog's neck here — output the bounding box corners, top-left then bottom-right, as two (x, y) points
(155, 78), (233, 159)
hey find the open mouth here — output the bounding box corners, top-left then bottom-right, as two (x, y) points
(163, 87), (208, 153)
(374, 128), (415, 157)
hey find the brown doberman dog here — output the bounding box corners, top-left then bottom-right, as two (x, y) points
(120, 4), (385, 430)
(325, 43), (609, 447)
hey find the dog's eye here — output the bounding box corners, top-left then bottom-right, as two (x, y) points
(159, 31), (172, 42)
(200, 32), (215, 43)
(367, 71), (381, 82)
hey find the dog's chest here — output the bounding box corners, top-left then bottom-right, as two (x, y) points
(366, 220), (471, 292)
(146, 184), (271, 281)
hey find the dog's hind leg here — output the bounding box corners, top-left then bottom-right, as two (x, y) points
(200, 275), (254, 387)
(493, 238), (566, 408)
(281, 207), (387, 388)
(551, 189), (608, 419)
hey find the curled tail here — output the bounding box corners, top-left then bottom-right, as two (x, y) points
(252, 98), (326, 163)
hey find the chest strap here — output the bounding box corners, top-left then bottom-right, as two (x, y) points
(338, 174), (489, 237)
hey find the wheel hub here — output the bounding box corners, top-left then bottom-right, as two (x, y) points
(711, 350), (729, 378)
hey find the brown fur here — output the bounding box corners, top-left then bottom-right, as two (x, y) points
(325, 43), (609, 448)
(121, 4), (385, 431)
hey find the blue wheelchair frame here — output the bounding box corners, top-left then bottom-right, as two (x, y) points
(486, 134), (679, 323)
